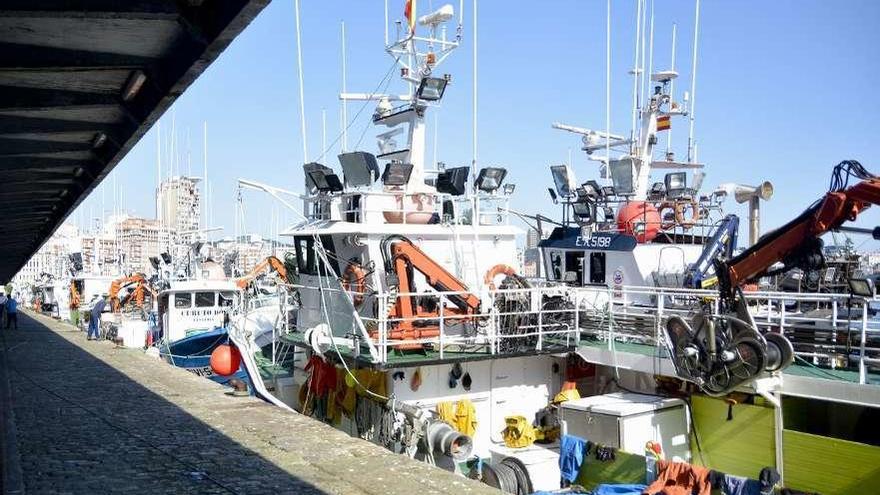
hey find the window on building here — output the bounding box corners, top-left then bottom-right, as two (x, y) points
(174, 293), (192, 309)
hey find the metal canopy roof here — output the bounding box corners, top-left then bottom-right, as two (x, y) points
(0, 0), (269, 282)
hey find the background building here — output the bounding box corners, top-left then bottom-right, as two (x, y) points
(157, 176), (201, 234)
(117, 217), (163, 274)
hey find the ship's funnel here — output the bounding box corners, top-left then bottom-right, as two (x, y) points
(734, 181), (773, 204)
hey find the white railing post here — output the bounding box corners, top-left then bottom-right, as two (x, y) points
(831, 299), (839, 369)
(859, 301), (868, 384)
(439, 298), (445, 360)
(537, 301), (544, 352)
(656, 291), (665, 350)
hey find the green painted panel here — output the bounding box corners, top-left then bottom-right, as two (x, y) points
(576, 449), (647, 490)
(690, 396), (775, 478)
(783, 430), (880, 495)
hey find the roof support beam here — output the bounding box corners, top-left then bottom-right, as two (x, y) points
(0, 86), (119, 111)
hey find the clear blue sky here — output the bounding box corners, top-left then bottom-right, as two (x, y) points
(72, 0), (880, 249)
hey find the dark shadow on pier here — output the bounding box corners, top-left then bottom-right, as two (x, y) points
(0, 312), (327, 495)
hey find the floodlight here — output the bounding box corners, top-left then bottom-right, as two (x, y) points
(149, 256), (160, 270)
(474, 167), (507, 193)
(849, 278), (875, 298)
(548, 188), (558, 204)
(307, 169), (344, 193)
(303, 162), (333, 192)
(580, 180), (602, 199)
(435, 166), (469, 196)
(160, 252), (172, 264)
(68, 253), (83, 271)
(550, 164), (577, 198)
(572, 202), (594, 222)
(339, 152), (380, 188)
(665, 172), (687, 198)
(382, 163), (414, 186)
(416, 77), (448, 101)
(503, 183), (516, 195)
(650, 182), (665, 194)
(601, 186), (616, 197)
(609, 158), (635, 195)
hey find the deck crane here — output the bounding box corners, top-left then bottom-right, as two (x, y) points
(378, 236), (481, 349)
(667, 161), (880, 395)
(234, 256), (289, 289)
(108, 273), (156, 313)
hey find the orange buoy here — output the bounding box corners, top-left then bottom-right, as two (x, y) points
(616, 201), (661, 243)
(210, 343), (241, 376)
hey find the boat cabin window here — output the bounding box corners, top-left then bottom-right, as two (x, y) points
(294, 235), (341, 276)
(194, 291), (216, 308)
(565, 251), (585, 284)
(549, 251), (564, 280)
(294, 236), (317, 275)
(174, 293), (192, 309)
(219, 292), (235, 307)
(589, 252), (606, 285)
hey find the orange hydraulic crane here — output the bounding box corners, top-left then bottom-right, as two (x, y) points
(235, 256), (288, 289)
(718, 161), (880, 300)
(378, 236), (481, 347)
(108, 273), (156, 312)
(667, 161), (880, 395)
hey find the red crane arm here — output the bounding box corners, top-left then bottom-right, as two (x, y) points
(389, 239), (481, 315)
(725, 177), (880, 291)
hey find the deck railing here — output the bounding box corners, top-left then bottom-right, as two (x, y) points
(574, 284), (880, 385)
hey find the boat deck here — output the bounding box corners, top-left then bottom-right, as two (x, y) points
(0, 311), (498, 495)
(576, 337), (880, 406)
(279, 331), (574, 369)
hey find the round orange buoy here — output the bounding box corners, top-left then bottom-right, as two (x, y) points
(616, 201), (661, 242)
(210, 344), (241, 376)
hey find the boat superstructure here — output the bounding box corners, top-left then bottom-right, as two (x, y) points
(224, 2), (880, 494)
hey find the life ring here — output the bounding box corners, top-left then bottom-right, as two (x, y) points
(657, 202), (677, 230)
(674, 198), (700, 229)
(484, 264), (517, 291)
(341, 261), (366, 307)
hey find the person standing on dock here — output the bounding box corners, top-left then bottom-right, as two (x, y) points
(5, 294), (17, 330)
(87, 296), (107, 341)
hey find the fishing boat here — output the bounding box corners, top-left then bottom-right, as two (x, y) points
(226, 2), (880, 494)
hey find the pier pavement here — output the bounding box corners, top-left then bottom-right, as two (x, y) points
(0, 311), (497, 495)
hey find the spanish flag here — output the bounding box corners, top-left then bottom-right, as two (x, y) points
(656, 115), (671, 132)
(404, 0), (416, 32)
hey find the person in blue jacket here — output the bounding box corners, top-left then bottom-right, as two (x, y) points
(5, 295), (17, 330)
(88, 296), (107, 340)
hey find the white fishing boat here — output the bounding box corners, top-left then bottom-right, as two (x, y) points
(226, 2), (880, 494)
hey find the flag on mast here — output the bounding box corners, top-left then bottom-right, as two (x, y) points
(404, 0), (416, 32)
(656, 115), (671, 131)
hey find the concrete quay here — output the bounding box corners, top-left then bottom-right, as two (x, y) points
(0, 311), (498, 495)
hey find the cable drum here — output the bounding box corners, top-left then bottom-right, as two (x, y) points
(490, 457), (533, 495)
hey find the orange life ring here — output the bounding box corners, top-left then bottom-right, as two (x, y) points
(484, 264), (517, 290)
(673, 198), (700, 229)
(657, 202), (677, 230)
(342, 262), (366, 307)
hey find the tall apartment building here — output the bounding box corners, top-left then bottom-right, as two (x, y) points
(157, 176), (201, 234)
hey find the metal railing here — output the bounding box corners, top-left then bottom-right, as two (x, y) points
(302, 190), (512, 226)
(291, 282), (582, 363)
(574, 284), (880, 385)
